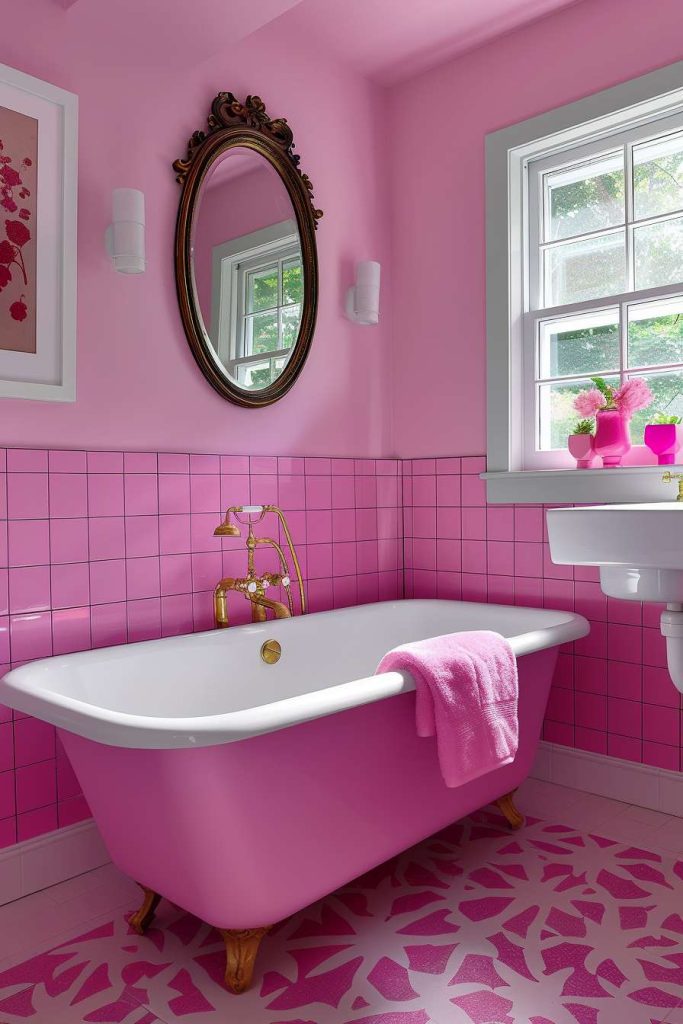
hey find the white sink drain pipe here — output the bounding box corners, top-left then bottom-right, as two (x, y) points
(661, 604), (683, 693)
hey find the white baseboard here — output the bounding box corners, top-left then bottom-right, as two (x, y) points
(0, 820), (109, 906)
(531, 740), (683, 817)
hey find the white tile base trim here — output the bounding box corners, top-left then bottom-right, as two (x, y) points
(0, 820), (109, 906)
(532, 740), (683, 818)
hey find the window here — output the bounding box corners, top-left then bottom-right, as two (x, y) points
(210, 221), (303, 390)
(486, 60), (683, 502)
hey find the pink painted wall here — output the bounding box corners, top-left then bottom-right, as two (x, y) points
(193, 163), (292, 324)
(0, 0), (393, 456)
(388, 0), (683, 457)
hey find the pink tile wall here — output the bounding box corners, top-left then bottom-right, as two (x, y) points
(403, 455), (683, 774)
(0, 448), (403, 847)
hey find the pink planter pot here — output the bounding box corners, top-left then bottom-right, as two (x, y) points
(568, 433), (595, 469)
(594, 409), (631, 467)
(644, 423), (683, 465)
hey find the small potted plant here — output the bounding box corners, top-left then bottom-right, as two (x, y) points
(568, 419), (596, 468)
(573, 377), (653, 467)
(644, 411), (683, 465)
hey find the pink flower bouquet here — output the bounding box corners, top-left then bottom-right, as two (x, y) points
(572, 377), (653, 468)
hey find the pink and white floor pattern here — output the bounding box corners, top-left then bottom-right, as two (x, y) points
(0, 808), (682, 1024)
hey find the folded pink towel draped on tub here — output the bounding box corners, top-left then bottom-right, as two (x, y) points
(377, 630), (519, 787)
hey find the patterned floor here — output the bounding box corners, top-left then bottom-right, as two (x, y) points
(0, 805), (682, 1024)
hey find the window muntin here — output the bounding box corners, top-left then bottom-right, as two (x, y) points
(525, 114), (683, 463)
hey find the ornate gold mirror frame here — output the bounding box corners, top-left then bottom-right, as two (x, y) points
(173, 93), (322, 408)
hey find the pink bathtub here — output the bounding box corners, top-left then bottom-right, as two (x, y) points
(0, 599), (586, 935)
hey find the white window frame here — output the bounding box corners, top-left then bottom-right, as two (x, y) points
(486, 60), (683, 503)
(209, 219), (300, 385)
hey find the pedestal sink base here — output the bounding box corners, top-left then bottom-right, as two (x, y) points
(600, 566), (683, 603)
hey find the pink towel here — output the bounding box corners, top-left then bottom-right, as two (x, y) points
(377, 630), (518, 787)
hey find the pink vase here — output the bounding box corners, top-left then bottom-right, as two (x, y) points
(568, 433), (595, 469)
(594, 409), (631, 467)
(644, 423), (683, 465)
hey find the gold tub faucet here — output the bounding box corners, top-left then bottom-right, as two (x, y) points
(662, 471), (683, 501)
(213, 505), (305, 628)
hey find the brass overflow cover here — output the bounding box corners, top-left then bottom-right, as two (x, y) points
(261, 639), (281, 665)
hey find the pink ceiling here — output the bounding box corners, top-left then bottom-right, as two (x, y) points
(54, 0), (583, 80)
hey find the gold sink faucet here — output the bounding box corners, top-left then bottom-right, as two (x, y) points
(662, 471), (683, 501)
(213, 505), (306, 628)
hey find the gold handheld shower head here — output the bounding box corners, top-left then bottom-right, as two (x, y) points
(214, 511), (241, 537)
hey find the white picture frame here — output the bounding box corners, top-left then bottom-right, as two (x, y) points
(0, 63), (77, 402)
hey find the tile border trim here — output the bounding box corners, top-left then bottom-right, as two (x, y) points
(0, 819), (109, 906)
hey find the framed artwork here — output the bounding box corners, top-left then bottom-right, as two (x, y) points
(0, 63), (77, 401)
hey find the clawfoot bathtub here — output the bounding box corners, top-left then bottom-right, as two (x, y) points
(0, 599), (587, 992)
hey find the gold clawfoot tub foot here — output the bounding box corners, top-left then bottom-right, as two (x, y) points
(219, 927), (270, 993)
(495, 789), (525, 830)
(129, 885), (162, 935)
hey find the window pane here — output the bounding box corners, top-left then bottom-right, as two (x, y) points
(544, 231), (626, 306)
(627, 296), (683, 368)
(633, 216), (683, 291)
(246, 265), (278, 313)
(633, 130), (683, 221)
(539, 309), (620, 379)
(538, 376), (619, 451)
(245, 311), (278, 355)
(283, 258), (303, 305)
(281, 304), (301, 349)
(545, 153), (624, 241)
(628, 370), (683, 443)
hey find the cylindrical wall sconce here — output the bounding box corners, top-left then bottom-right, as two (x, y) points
(345, 260), (380, 325)
(105, 188), (146, 274)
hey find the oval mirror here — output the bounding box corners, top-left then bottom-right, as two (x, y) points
(173, 93), (322, 407)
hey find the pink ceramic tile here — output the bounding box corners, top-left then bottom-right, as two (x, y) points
(356, 540), (379, 574)
(412, 506), (436, 538)
(0, 722), (13, 773)
(190, 512), (222, 552)
(642, 741), (679, 771)
(643, 626), (667, 668)
(56, 738), (80, 800)
(247, 455), (276, 475)
(58, 794), (91, 828)
(158, 514), (191, 556)
(9, 611), (52, 661)
(48, 474), (88, 518)
(160, 554), (193, 596)
(220, 455), (249, 474)
(279, 474), (306, 510)
(14, 717), (55, 766)
(543, 544), (573, 579)
(412, 475), (436, 506)
(543, 577), (574, 612)
(90, 602), (127, 648)
(355, 508), (377, 541)
(355, 476), (377, 508)
(461, 507), (486, 540)
(574, 581), (607, 621)
(377, 507), (399, 539)
(0, 771), (15, 820)
(333, 575), (357, 608)
(436, 457), (461, 473)
(487, 505), (514, 540)
(89, 560), (126, 605)
(642, 664), (679, 707)
(191, 551), (222, 593)
(378, 569), (401, 600)
(187, 454), (218, 474)
(161, 594), (194, 637)
(8, 520), (49, 567)
(158, 474), (191, 514)
(574, 726), (608, 755)
(17, 805), (57, 842)
(487, 574), (515, 604)
(462, 539), (486, 574)
(87, 451), (123, 473)
(124, 474), (158, 516)
(126, 557), (161, 600)
(9, 565), (50, 613)
(16, 760), (56, 813)
(607, 734), (642, 762)
(88, 474), (124, 517)
(52, 606), (91, 655)
(378, 538), (401, 572)
(307, 577), (334, 613)
(354, 459), (375, 476)
(462, 455), (486, 474)
(49, 450), (86, 473)
(461, 572), (487, 602)
(575, 691), (607, 730)
(546, 685), (574, 723)
(127, 598), (161, 643)
(356, 572), (379, 605)
(7, 473), (49, 519)
(332, 541), (356, 577)
(607, 597), (642, 625)
(50, 519), (88, 564)
(643, 703), (680, 746)
(125, 516), (159, 558)
(575, 618), (607, 659)
(377, 476), (398, 507)
(436, 506), (461, 539)
(402, 477), (413, 506)
(305, 476), (332, 510)
(436, 475), (460, 507)
(514, 505), (544, 542)
(608, 622), (642, 664)
(192, 590), (215, 632)
(278, 456), (305, 475)
(412, 538), (436, 571)
(88, 517), (125, 561)
(437, 570), (462, 599)
(332, 509), (356, 542)
(573, 563), (600, 582)
(436, 538), (461, 572)
(307, 509), (332, 544)
(51, 563), (90, 609)
(461, 473), (486, 506)
(553, 652), (574, 687)
(250, 475), (278, 506)
(487, 540), (514, 576)
(412, 458), (435, 475)
(514, 576), (543, 607)
(608, 696), (642, 738)
(0, 478), (6, 521)
(608, 660), (642, 702)
(190, 474), (221, 513)
(574, 655), (607, 694)
(309, 540), (331, 581)
(331, 476), (354, 509)
(124, 452), (157, 473)
(158, 453), (189, 474)
(7, 449), (48, 472)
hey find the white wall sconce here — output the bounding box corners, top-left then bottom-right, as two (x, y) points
(105, 188), (146, 274)
(345, 260), (380, 325)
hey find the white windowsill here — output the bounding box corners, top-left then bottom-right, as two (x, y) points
(483, 465), (678, 505)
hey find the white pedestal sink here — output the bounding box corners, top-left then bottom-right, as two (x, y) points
(547, 501), (683, 692)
